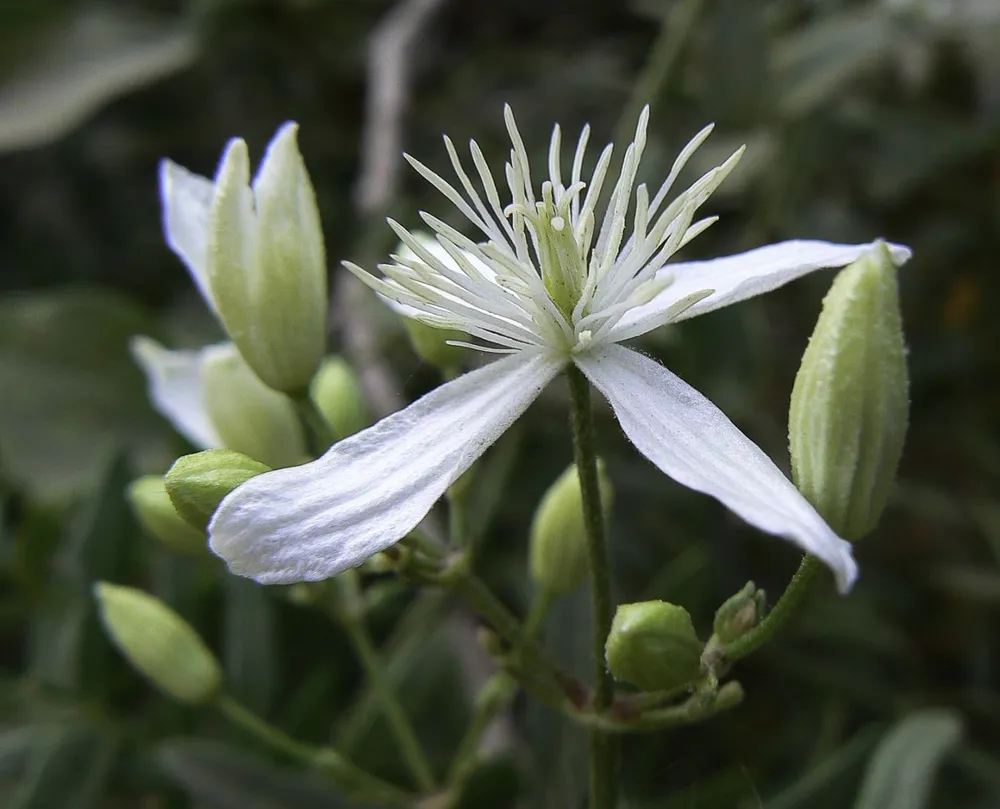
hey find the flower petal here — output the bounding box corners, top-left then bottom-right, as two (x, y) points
(159, 160), (218, 312)
(130, 336), (221, 449)
(608, 239), (912, 342)
(210, 351), (563, 583)
(574, 344), (857, 591)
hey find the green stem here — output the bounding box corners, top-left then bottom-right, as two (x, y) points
(341, 618), (437, 791)
(216, 696), (414, 807)
(721, 554), (822, 663)
(576, 682), (745, 734)
(565, 365), (618, 809)
(442, 563), (581, 706)
(292, 393), (337, 456)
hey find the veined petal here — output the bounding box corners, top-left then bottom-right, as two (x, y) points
(130, 336), (221, 450)
(210, 351), (563, 583)
(159, 160), (217, 313)
(575, 344), (857, 591)
(607, 240), (912, 342)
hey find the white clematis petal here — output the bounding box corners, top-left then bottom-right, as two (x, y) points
(608, 240), (912, 342)
(130, 336), (221, 450)
(210, 351), (563, 583)
(159, 160), (217, 312)
(574, 344), (857, 591)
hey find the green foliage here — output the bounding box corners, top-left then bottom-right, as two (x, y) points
(2, 0), (1000, 806)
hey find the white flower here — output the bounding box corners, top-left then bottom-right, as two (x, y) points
(209, 106), (912, 591)
(131, 337), (306, 468)
(159, 122), (328, 394)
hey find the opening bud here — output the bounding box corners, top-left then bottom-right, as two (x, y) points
(310, 356), (370, 439)
(528, 460), (613, 599)
(711, 581), (766, 644)
(94, 583), (221, 704)
(207, 123), (327, 394)
(789, 242), (909, 540)
(605, 600), (703, 692)
(127, 475), (208, 556)
(165, 450), (270, 531)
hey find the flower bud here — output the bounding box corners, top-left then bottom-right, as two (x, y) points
(712, 582), (766, 644)
(402, 317), (467, 375)
(165, 450), (270, 531)
(94, 583), (221, 704)
(127, 476), (207, 556)
(310, 356), (370, 438)
(605, 601), (703, 692)
(208, 123), (327, 394)
(528, 460), (613, 598)
(789, 242), (909, 541)
(200, 344), (306, 468)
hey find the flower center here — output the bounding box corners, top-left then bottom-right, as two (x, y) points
(523, 181), (588, 321)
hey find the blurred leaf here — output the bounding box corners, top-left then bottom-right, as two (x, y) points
(0, 290), (172, 501)
(853, 708), (963, 809)
(774, 7), (901, 117)
(765, 725), (882, 809)
(0, 725), (53, 780)
(157, 738), (353, 809)
(27, 454), (136, 692)
(223, 576), (277, 716)
(0, 8), (197, 153)
(8, 722), (116, 809)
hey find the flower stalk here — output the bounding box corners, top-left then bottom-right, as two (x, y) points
(566, 364), (618, 809)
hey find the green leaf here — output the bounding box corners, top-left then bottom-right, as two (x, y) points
(852, 709), (963, 809)
(157, 738), (354, 809)
(8, 723), (116, 809)
(0, 8), (197, 152)
(223, 576), (277, 716)
(0, 290), (173, 501)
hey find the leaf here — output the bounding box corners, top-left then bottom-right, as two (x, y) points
(852, 708), (963, 809)
(0, 8), (197, 153)
(8, 723), (116, 809)
(0, 290), (173, 501)
(223, 576), (277, 716)
(157, 738), (354, 809)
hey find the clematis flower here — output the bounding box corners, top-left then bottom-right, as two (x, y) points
(131, 337), (306, 469)
(209, 106), (911, 591)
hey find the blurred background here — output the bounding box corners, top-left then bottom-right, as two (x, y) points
(1, 0), (999, 807)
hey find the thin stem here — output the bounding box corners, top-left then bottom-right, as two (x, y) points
(216, 695), (414, 807)
(292, 393), (337, 456)
(341, 618), (436, 791)
(722, 554), (822, 663)
(565, 364), (617, 809)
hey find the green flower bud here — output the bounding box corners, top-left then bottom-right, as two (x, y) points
(402, 317), (467, 375)
(127, 475), (208, 556)
(94, 583), (221, 704)
(208, 123), (327, 394)
(529, 460), (613, 598)
(201, 344), (306, 468)
(605, 601), (703, 692)
(310, 356), (370, 438)
(789, 242), (909, 541)
(165, 450), (270, 531)
(712, 582), (766, 644)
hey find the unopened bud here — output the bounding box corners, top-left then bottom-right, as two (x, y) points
(165, 450), (270, 531)
(402, 317), (467, 375)
(207, 123), (327, 393)
(712, 582), (766, 644)
(310, 356), (369, 438)
(201, 344), (306, 468)
(605, 601), (703, 692)
(789, 242), (909, 540)
(127, 476), (207, 556)
(94, 583), (221, 704)
(529, 460), (613, 598)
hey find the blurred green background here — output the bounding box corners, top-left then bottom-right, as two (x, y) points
(1, 0), (999, 807)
